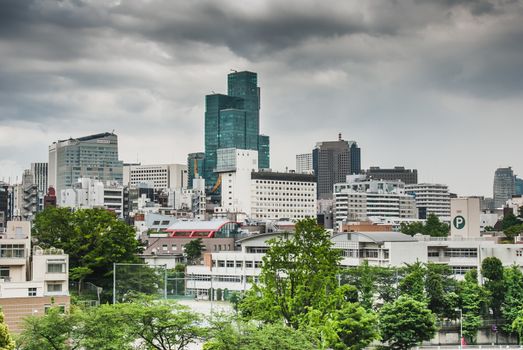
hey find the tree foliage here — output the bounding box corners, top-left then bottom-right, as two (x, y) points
(17, 307), (84, 350)
(459, 270), (489, 344)
(501, 266), (523, 333)
(204, 315), (316, 350)
(378, 296), (437, 350)
(184, 238), (205, 264)
(0, 309), (14, 350)
(240, 219), (341, 328)
(481, 257), (505, 318)
(32, 207), (143, 300)
(399, 214), (449, 237)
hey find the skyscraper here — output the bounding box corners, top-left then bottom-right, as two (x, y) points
(30, 162), (48, 193)
(48, 132), (123, 201)
(203, 71), (270, 193)
(493, 167), (515, 208)
(516, 177), (523, 196)
(312, 135), (361, 199)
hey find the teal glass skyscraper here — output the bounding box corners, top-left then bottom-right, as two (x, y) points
(204, 71), (270, 193)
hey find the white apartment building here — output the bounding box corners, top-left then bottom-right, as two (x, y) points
(215, 149), (317, 220)
(406, 183), (451, 219)
(334, 175), (417, 230)
(0, 221), (69, 332)
(123, 164), (188, 190)
(60, 178), (127, 218)
(186, 231), (523, 297)
(296, 153), (313, 174)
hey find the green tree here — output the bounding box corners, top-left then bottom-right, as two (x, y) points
(32, 208), (143, 301)
(423, 214), (450, 237)
(80, 305), (134, 350)
(504, 224), (523, 240)
(512, 309), (523, 345)
(301, 301), (379, 350)
(399, 214), (449, 237)
(114, 298), (206, 350)
(17, 307), (83, 350)
(425, 263), (459, 319)
(184, 238), (205, 264)
(378, 296), (437, 350)
(502, 213), (521, 230)
(341, 262), (376, 309)
(0, 309), (14, 350)
(204, 316), (316, 350)
(240, 219), (341, 328)
(398, 262), (426, 302)
(481, 257), (505, 318)
(399, 221), (424, 236)
(459, 270), (489, 344)
(501, 266), (523, 333)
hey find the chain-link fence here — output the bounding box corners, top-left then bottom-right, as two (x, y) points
(113, 263), (196, 303)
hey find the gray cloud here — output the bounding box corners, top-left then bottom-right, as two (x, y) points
(0, 0), (522, 196)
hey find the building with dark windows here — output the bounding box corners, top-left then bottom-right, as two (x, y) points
(516, 177), (523, 196)
(365, 166), (418, 185)
(493, 167), (515, 208)
(48, 132), (123, 201)
(187, 152), (205, 189)
(312, 134), (360, 199)
(203, 71), (270, 195)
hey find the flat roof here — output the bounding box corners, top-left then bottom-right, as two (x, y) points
(251, 171), (316, 182)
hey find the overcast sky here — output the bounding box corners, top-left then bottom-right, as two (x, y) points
(1, 0), (522, 196)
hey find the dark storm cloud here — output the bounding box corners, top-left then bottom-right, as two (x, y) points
(0, 0), (523, 195)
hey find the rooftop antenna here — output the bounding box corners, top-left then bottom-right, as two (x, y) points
(338, 132), (342, 141)
(230, 69), (237, 73)
(211, 90), (216, 94)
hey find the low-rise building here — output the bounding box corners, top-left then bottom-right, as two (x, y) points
(334, 175), (417, 230)
(0, 221), (69, 332)
(186, 229), (523, 297)
(60, 178), (129, 219)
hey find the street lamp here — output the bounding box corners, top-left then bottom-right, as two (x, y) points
(455, 308), (463, 349)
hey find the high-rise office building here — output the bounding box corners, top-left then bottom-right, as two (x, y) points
(312, 135), (361, 199)
(187, 152), (205, 189)
(258, 135), (270, 169)
(123, 164), (188, 190)
(203, 71), (270, 193)
(366, 166), (418, 184)
(516, 177), (523, 196)
(493, 167), (515, 208)
(348, 141), (361, 175)
(48, 132), (123, 201)
(30, 162), (48, 193)
(296, 153), (313, 174)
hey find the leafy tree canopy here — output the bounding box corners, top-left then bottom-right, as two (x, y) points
(379, 296), (437, 350)
(399, 214), (449, 237)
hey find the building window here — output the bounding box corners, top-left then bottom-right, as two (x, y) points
(245, 261), (253, 268)
(226, 261), (234, 268)
(47, 263), (65, 273)
(28, 288), (37, 297)
(0, 267), (9, 279)
(47, 283), (63, 292)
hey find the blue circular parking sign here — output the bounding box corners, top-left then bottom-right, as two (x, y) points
(453, 215), (466, 229)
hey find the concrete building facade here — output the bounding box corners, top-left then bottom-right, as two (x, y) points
(48, 132), (123, 201)
(296, 153), (313, 174)
(123, 164), (188, 190)
(0, 221), (69, 332)
(334, 175), (417, 230)
(406, 183), (451, 219)
(366, 166), (418, 185)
